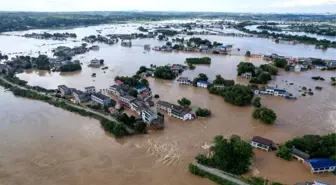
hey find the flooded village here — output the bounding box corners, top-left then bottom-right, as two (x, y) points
(0, 16), (336, 185)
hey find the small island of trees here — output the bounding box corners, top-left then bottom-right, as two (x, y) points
(186, 57), (211, 65)
(154, 66), (176, 80)
(195, 108), (211, 117)
(58, 63), (82, 72)
(252, 107), (277, 124)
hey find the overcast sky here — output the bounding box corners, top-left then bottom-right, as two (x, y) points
(1, 0), (336, 13)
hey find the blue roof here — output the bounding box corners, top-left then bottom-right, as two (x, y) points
(198, 80), (210, 84)
(307, 158), (336, 169)
(135, 85), (146, 89)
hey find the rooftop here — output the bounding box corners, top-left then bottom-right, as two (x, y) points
(291, 147), (310, 160)
(92, 93), (110, 100)
(252, 136), (273, 146)
(85, 86), (95, 89)
(177, 77), (189, 81)
(307, 158), (336, 169)
(58, 85), (69, 89)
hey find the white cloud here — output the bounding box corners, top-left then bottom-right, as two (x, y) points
(272, 0), (336, 8)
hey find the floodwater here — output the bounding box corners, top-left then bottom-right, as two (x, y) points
(1, 22), (336, 185)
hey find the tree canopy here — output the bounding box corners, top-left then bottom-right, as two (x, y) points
(154, 66), (176, 80)
(273, 58), (288, 68)
(222, 85), (254, 106)
(213, 75), (235, 86)
(58, 63), (82, 72)
(177, 97), (191, 107)
(245, 51), (251, 57)
(252, 97), (262, 108)
(252, 107), (277, 124)
(195, 108), (212, 117)
(196, 135), (254, 175)
(237, 62), (256, 76)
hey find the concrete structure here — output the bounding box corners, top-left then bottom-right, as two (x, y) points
(141, 108), (158, 124)
(291, 147), (310, 162)
(197, 81), (210, 88)
(84, 86), (96, 94)
(250, 136), (273, 151)
(90, 59), (100, 67)
(119, 95), (136, 107)
(72, 89), (90, 103)
(156, 100), (194, 121)
(306, 158), (336, 174)
(177, 77), (192, 85)
(58, 85), (72, 96)
(91, 93), (111, 106)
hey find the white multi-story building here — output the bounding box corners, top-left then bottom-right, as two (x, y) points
(250, 136), (273, 152)
(177, 77), (192, 85)
(84, 86), (96, 94)
(197, 81), (210, 88)
(91, 93), (111, 106)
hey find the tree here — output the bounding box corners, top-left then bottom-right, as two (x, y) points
(196, 108), (212, 117)
(154, 66), (176, 79)
(252, 97), (262, 108)
(154, 94), (160, 98)
(166, 41), (172, 46)
(331, 77), (335, 82)
(273, 58), (288, 68)
(284, 65), (291, 71)
(237, 62), (256, 76)
(222, 85), (254, 106)
(245, 51), (251, 57)
(128, 89), (138, 97)
(276, 145), (292, 161)
(136, 66), (147, 75)
(196, 135), (254, 175)
(58, 63), (82, 72)
(140, 79), (149, 86)
(259, 64), (278, 75)
(177, 97), (191, 107)
(252, 107), (277, 124)
(249, 72), (272, 84)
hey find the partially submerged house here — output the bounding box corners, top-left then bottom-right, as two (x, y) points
(177, 77), (192, 85)
(291, 147), (310, 162)
(91, 93), (111, 106)
(197, 81), (210, 88)
(306, 158), (336, 174)
(250, 136), (273, 151)
(58, 85), (72, 96)
(156, 100), (194, 121)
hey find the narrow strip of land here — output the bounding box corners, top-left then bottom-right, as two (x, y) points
(193, 163), (250, 185)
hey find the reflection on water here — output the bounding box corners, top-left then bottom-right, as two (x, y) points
(1, 22), (336, 185)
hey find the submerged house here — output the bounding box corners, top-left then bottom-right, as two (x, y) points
(291, 147), (310, 162)
(197, 81), (210, 88)
(156, 100), (194, 121)
(306, 158), (336, 174)
(177, 77), (192, 85)
(250, 136), (273, 152)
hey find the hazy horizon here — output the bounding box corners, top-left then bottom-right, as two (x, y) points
(1, 0), (336, 13)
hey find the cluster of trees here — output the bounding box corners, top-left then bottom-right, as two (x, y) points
(0, 53), (8, 60)
(289, 24), (336, 37)
(114, 75), (142, 87)
(237, 62), (276, 84)
(245, 51), (251, 57)
(212, 75), (235, 86)
(138, 26), (148, 32)
(25, 32), (77, 39)
(257, 25), (282, 32)
(154, 66), (176, 80)
(189, 37), (212, 47)
(195, 135), (254, 175)
(186, 57), (211, 64)
(58, 63), (82, 72)
(116, 113), (147, 134)
(222, 85), (254, 106)
(195, 108), (211, 117)
(100, 119), (129, 137)
(177, 97), (191, 107)
(154, 29), (178, 37)
(252, 97), (262, 108)
(273, 58), (288, 68)
(277, 134), (336, 161)
(311, 76), (325, 81)
(252, 107), (277, 124)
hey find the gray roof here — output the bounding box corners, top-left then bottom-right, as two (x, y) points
(291, 147), (310, 160)
(252, 136), (273, 146)
(92, 93), (110, 100)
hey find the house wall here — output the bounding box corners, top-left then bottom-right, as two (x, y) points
(197, 83), (208, 88)
(310, 165), (336, 173)
(85, 88), (96, 94)
(250, 141), (270, 151)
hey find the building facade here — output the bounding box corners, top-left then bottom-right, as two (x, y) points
(197, 81), (209, 88)
(84, 86), (96, 94)
(58, 85), (72, 96)
(91, 93), (111, 106)
(250, 136), (273, 151)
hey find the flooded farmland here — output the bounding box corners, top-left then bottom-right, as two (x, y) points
(0, 22), (336, 185)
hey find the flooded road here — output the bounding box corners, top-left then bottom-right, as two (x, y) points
(1, 22), (336, 185)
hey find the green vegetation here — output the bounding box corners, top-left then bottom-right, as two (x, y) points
(257, 25), (282, 32)
(276, 145), (292, 161)
(154, 66), (176, 80)
(249, 72), (272, 84)
(259, 64), (278, 75)
(100, 119), (128, 137)
(116, 113), (147, 134)
(281, 134), (336, 159)
(128, 89), (138, 97)
(195, 135), (254, 175)
(195, 108), (212, 117)
(252, 97), (262, 108)
(188, 63), (196, 70)
(193, 73), (209, 85)
(222, 85), (254, 106)
(114, 75), (142, 87)
(186, 57), (211, 64)
(177, 97), (191, 107)
(245, 51), (251, 57)
(212, 75), (235, 86)
(252, 107), (277, 124)
(138, 26), (148, 32)
(237, 62), (256, 76)
(273, 58), (288, 68)
(311, 76), (325, 81)
(58, 63), (82, 72)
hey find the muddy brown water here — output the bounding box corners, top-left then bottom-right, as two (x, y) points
(1, 22), (336, 185)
